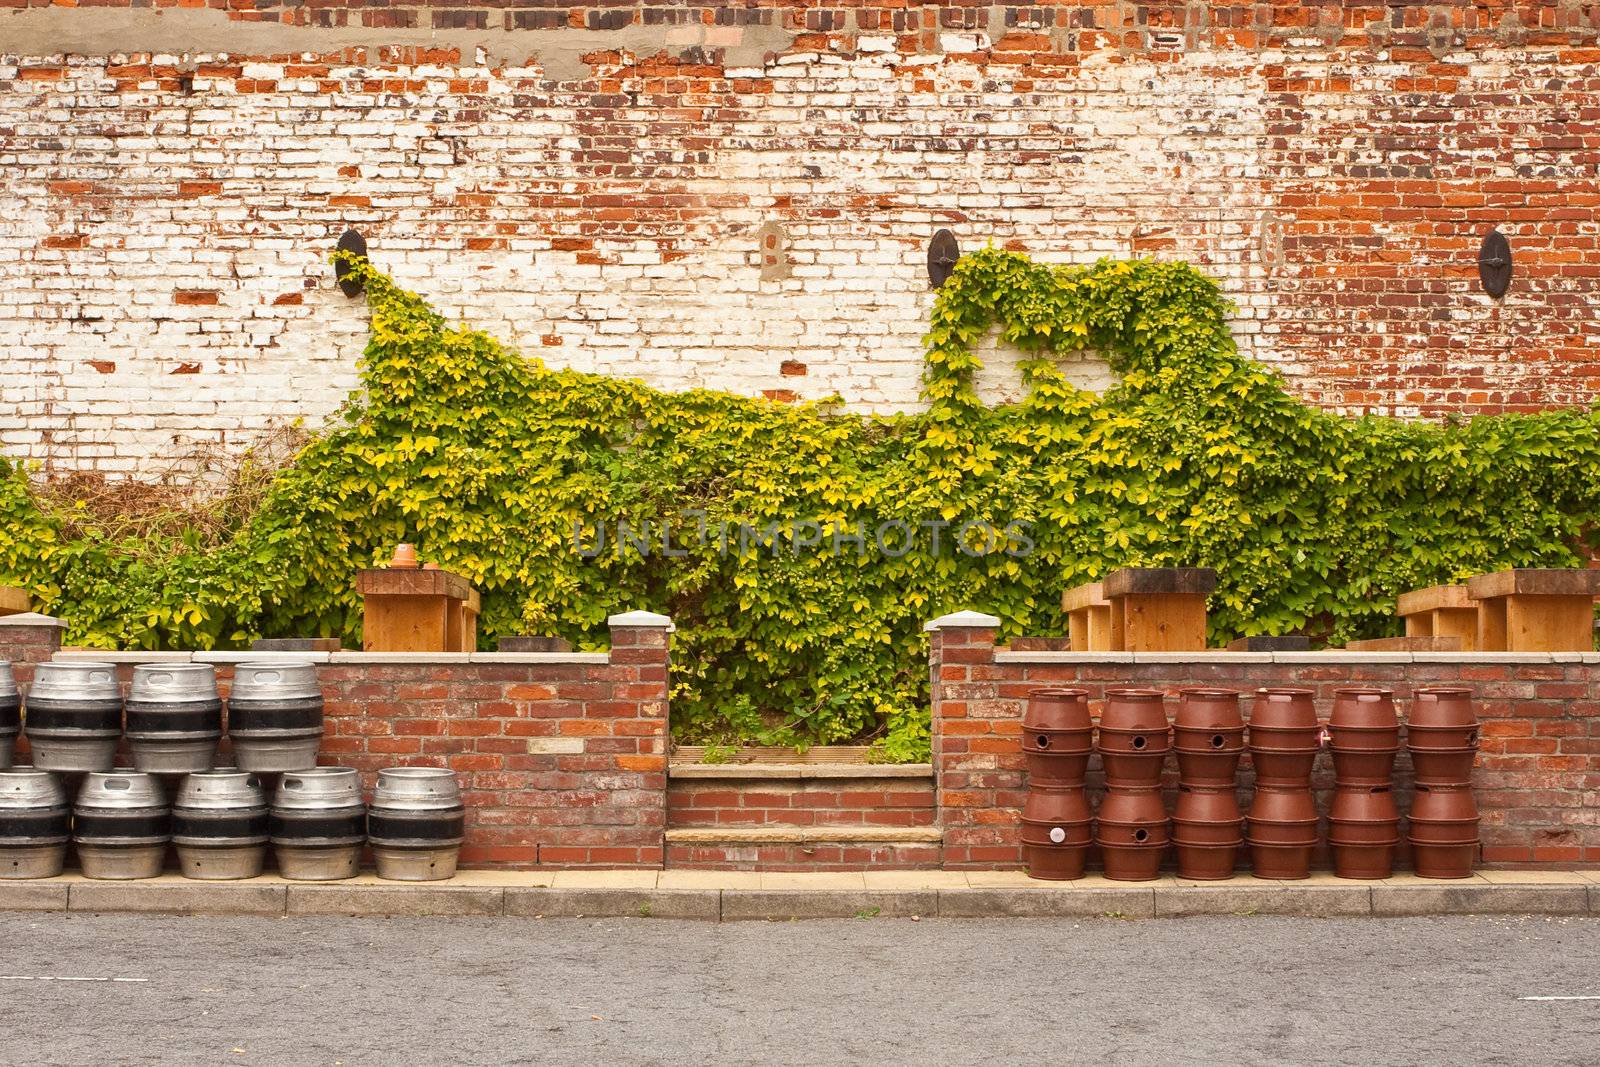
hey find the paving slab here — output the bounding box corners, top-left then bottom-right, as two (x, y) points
(505, 887), (720, 920)
(721, 890), (937, 921)
(1371, 882), (1590, 917)
(549, 869), (659, 889)
(68, 879), (287, 916)
(1476, 869), (1593, 885)
(938, 887), (1155, 919)
(861, 870), (970, 890)
(657, 870), (760, 890)
(287, 884), (504, 917)
(1153, 883), (1371, 918)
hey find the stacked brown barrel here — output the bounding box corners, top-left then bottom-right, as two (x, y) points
(1020, 688), (1094, 880)
(1245, 688), (1321, 879)
(1171, 688), (1245, 879)
(1406, 686), (1481, 878)
(1326, 687), (1402, 879)
(1094, 689), (1171, 881)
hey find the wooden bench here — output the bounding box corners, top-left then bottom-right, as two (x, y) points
(356, 567), (480, 652)
(0, 587), (29, 618)
(1345, 635), (1463, 652)
(1060, 582), (1114, 652)
(1396, 584), (1477, 652)
(1467, 568), (1600, 652)
(1102, 567), (1217, 652)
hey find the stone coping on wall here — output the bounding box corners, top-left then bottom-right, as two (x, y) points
(992, 650), (1600, 665)
(48, 650), (612, 665)
(2, 870), (1597, 921)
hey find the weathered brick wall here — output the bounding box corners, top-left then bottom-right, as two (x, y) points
(930, 615), (1600, 870)
(0, 615), (672, 868)
(4, 3), (1599, 474)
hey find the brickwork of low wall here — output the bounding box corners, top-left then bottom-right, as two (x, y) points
(929, 614), (1600, 870)
(0, 612), (672, 869)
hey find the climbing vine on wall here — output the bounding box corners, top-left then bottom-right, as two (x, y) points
(4, 249), (1599, 761)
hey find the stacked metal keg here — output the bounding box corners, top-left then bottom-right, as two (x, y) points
(0, 656), (470, 882)
(0, 662), (20, 769)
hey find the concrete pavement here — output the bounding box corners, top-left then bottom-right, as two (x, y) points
(2, 869), (1599, 921)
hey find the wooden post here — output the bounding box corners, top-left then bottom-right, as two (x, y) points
(1466, 569), (1600, 652)
(356, 568), (480, 652)
(1060, 582), (1114, 652)
(1395, 584), (1478, 652)
(1102, 567), (1217, 652)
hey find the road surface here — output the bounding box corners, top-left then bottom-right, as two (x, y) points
(0, 912), (1595, 1065)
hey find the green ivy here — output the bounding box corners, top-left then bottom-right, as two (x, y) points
(3, 249), (1598, 761)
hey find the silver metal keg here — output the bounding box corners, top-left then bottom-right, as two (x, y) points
(226, 662), (324, 772)
(74, 770), (169, 880)
(0, 662), (20, 769)
(173, 769), (269, 880)
(24, 662), (122, 773)
(368, 767), (466, 881)
(0, 767), (69, 878)
(270, 767), (364, 881)
(126, 664), (222, 773)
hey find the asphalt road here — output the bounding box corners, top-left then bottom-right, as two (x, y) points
(0, 913), (1595, 1066)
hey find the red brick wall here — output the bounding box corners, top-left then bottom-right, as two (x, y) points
(931, 617), (1600, 869)
(667, 777), (935, 829)
(7, 3), (1600, 475)
(1, 617), (671, 868)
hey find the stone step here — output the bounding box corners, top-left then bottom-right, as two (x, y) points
(669, 762), (932, 780)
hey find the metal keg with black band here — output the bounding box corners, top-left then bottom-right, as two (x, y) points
(227, 662), (324, 772)
(368, 767), (466, 881)
(173, 769), (269, 880)
(0, 768), (70, 879)
(23, 662), (123, 773)
(126, 664), (222, 774)
(270, 767), (365, 881)
(0, 662), (20, 769)
(74, 770), (170, 880)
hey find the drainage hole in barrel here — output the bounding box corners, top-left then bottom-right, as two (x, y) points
(1210, 734), (1226, 748)
(1132, 736), (1147, 750)
(1133, 829), (1149, 843)
(1035, 736), (1050, 749)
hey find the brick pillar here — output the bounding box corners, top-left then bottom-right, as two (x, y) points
(599, 610), (673, 867)
(927, 610), (1021, 868)
(0, 612), (67, 684)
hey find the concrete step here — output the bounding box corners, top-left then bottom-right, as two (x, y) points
(665, 826), (944, 872)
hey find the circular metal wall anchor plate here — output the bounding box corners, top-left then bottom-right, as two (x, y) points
(1478, 229), (1512, 299)
(335, 229), (368, 298)
(928, 229), (960, 289)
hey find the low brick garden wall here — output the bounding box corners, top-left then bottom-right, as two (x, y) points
(6, 610), (1598, 873)
(0, 612), (671, 869)
(929, 613), (1600, 870)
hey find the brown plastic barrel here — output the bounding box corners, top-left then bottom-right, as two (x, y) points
(1247, 688), (1321, 788)
(1023, 689), (1094, 787)
(1172, 784), (1244, 880)
(1094, 788), (1169, 881)
(1245, 786), (1319, 879)
(1098, 689), (1170, 789)
(1407, 783), (1479, 878)
(1327, 786), (1400, 879)
(1020, 786), (1092, 881)
(1407, 687), (1478, 787)
(1327, 687), (1400, 786)
(1174, 688), (1245, 787)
